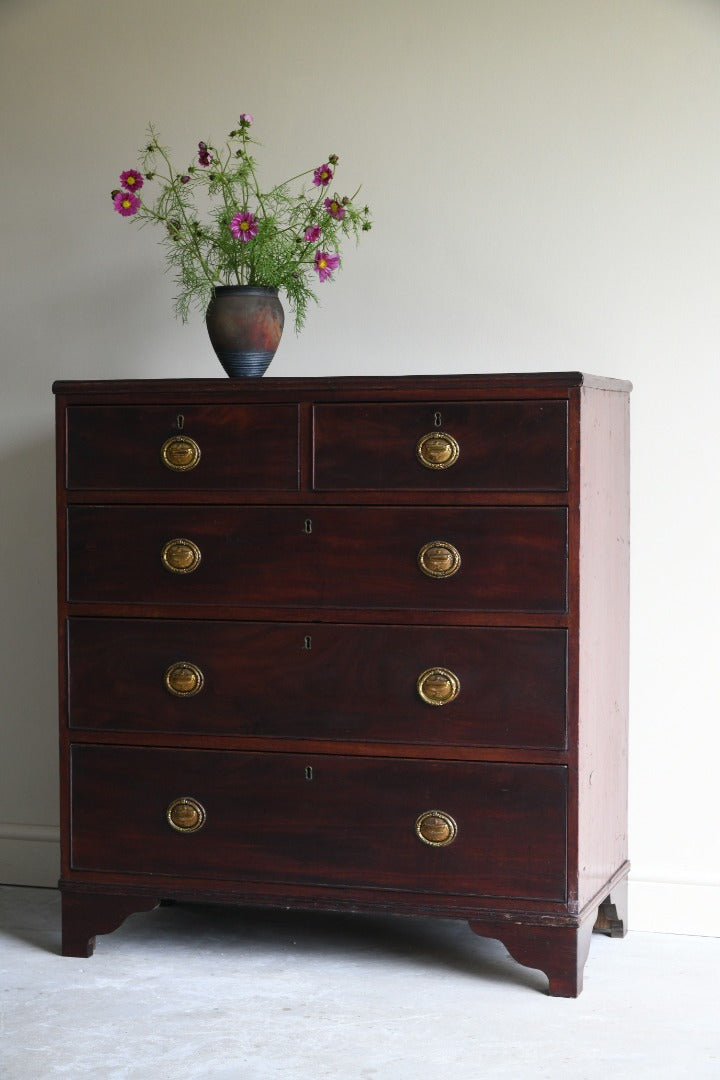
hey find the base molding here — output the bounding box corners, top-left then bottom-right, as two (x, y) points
(2, 834), (718, 940)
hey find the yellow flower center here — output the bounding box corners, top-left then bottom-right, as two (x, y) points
(240, 221), (249, 231)
(126, 176), (136, 186)
(318, 258), (327, 268)
(122, 198), (131, 208)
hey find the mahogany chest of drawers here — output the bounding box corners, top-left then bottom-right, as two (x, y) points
(54, 373), (631, 996)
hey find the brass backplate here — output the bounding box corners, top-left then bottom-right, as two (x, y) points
(417, 667), (461, 706)
(416, 431), (460, 469)
(417, 540), (461, 579)
(161, 538), (202, 574)
(415, 810), (458, 847)
(164, 661), (205, 697)
(161, 435), (201, 472)
(166, 796), (206, 833)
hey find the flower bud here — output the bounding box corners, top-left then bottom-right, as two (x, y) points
(328, 154), (339, 165)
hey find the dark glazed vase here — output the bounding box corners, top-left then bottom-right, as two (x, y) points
(205, 285), (284, 377)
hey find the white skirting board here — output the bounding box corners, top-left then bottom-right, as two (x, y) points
(0, 825), (60, 888)
(1, 830), (717, 937)
(629, 876), (720, 938)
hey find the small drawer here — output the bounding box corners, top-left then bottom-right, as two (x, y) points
(313, 400), (568, 491)
(67, 506), (567, 613)
(65, 404), (299, 490)
(70, 745), (568, 902)
(67, 619), (568, 749)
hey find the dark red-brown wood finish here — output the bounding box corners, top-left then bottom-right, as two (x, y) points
(54, 373), (631, 996)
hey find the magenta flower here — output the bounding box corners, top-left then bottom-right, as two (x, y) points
(198, 141), (212, 167)
(324, 196), (346, 221)
(314, 250), (340, 282)
(113, 189), (141, 216)
(229, 210), (259, 242)
(304, 224), (322, 243)
(120, 169), (143, 192)
(239, 113), (253, 125)
(313, 163), (333, 187)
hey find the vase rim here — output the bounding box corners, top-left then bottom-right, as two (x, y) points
(212, 284), (279, 296)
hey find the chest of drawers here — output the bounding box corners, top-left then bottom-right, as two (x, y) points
(54, 373), (630, 996)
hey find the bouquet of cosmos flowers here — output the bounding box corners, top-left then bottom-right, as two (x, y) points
(112, 112), (371, 329)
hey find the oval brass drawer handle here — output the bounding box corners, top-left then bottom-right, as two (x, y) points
(161, 435), (201, 472)
(417, 540), (461, 579)
(166, 796), (206, 833)
(417, 667), (460, 706)
(164, 661), (205, 698)
(416, 431), (460, 470)
(415, 810), (458, 847)
(161, 538), (202, 574)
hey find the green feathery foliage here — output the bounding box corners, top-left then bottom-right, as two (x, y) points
(111, 114), (371, 331)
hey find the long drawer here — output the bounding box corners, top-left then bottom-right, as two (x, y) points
(67, 618), (568, 748)
(67, 506), (568, 612)
(70, 745), (568, 901)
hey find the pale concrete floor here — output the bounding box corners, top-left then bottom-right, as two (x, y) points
(1, 885), (718, 1079)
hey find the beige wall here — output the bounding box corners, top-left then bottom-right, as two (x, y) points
(2, 0), (719, 934)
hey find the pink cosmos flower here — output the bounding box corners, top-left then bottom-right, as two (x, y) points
(120, 169), (143, 192)
(229, 210), (259, 242)
(239, 113), (253, 125)
(314, 250), (339, 282)
(313, 163), (333, 187)
(198, 141), (212, 167)
(113, 190), (141, 216)
(324, 196), (345, 221)
(304, 224), (322, 243)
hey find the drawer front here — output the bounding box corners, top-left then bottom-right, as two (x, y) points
(67, 506), (567, 612)
(70, 746), (567, 901)
(68, 619), (567, 749)
(65, 405), (299, 490)
(313, 400), (568, 490)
